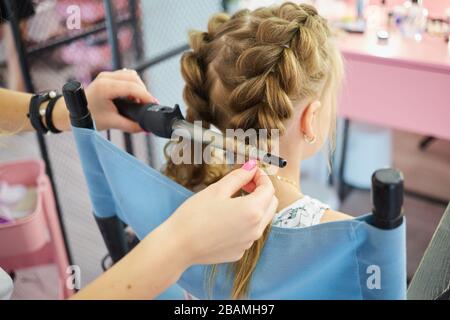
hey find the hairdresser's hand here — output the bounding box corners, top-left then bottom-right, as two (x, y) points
(51, 69), (156, 132)
(83, 69), (157, 132)
(73, 163), (276, 300)
(163, 160), (278, 267)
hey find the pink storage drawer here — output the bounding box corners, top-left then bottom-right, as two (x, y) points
(0, 160), (49, 257)
(0, 159), (72, 299)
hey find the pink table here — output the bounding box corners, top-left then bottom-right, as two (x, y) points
(338, 29), (450, 140)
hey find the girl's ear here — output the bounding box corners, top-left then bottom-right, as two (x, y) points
(300, 100), (321, 140)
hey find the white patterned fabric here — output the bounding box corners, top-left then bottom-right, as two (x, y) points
(0, 267), (13, 300)
(272, 195), (330, 228)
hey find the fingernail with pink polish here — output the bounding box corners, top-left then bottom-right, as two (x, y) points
(154, 98), (160, 104)
(242, 159), (257, 171)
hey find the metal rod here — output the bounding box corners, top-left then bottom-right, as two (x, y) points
(103, 0), (134, 155)
(338, 119), (351, 201)
(3, 0), (74, 266)
(222, 0), (229, 12)
(134, 44), (190, 72)
(129, 0), (144, 62)
(129, 0), (154, 167)
(103, 0), (123, 69)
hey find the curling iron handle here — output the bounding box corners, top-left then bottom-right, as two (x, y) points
(113, 98), (184, 137)
(113, 98), (146, 124)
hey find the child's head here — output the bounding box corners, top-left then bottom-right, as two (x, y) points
(179, 2), (343, 165)
(166, 2), (344, 298)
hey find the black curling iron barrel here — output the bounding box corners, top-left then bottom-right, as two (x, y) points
(371, 168), (404, 230)
(113, 98), (287, 168)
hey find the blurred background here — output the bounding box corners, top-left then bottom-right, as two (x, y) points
(0, 0), (449, 299)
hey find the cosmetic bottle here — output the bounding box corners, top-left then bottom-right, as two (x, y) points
(402, 0), (428, 40)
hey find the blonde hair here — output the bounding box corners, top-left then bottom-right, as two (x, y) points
(165, 2), (344, 299)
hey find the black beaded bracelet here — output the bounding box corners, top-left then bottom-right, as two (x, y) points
(28, 91), (55, 134)
(45, 94), (63, 134)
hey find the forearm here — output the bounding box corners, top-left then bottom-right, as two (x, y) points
(0, 88), (70, 133)
(71, 222), (189, 300)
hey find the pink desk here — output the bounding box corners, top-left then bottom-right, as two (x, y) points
(338, 30), (450, 140)
(335, 29), (450, 202)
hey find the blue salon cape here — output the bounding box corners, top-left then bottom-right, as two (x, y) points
(72, 126), (406, 300)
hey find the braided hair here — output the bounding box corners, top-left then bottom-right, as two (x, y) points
(164, 2), (344, 298)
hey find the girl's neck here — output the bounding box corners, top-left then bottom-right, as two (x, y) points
(271, 164), (303, 212)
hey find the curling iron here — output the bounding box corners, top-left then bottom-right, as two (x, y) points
(112, 98), (287, 168)
(62, 80), (286, 168)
